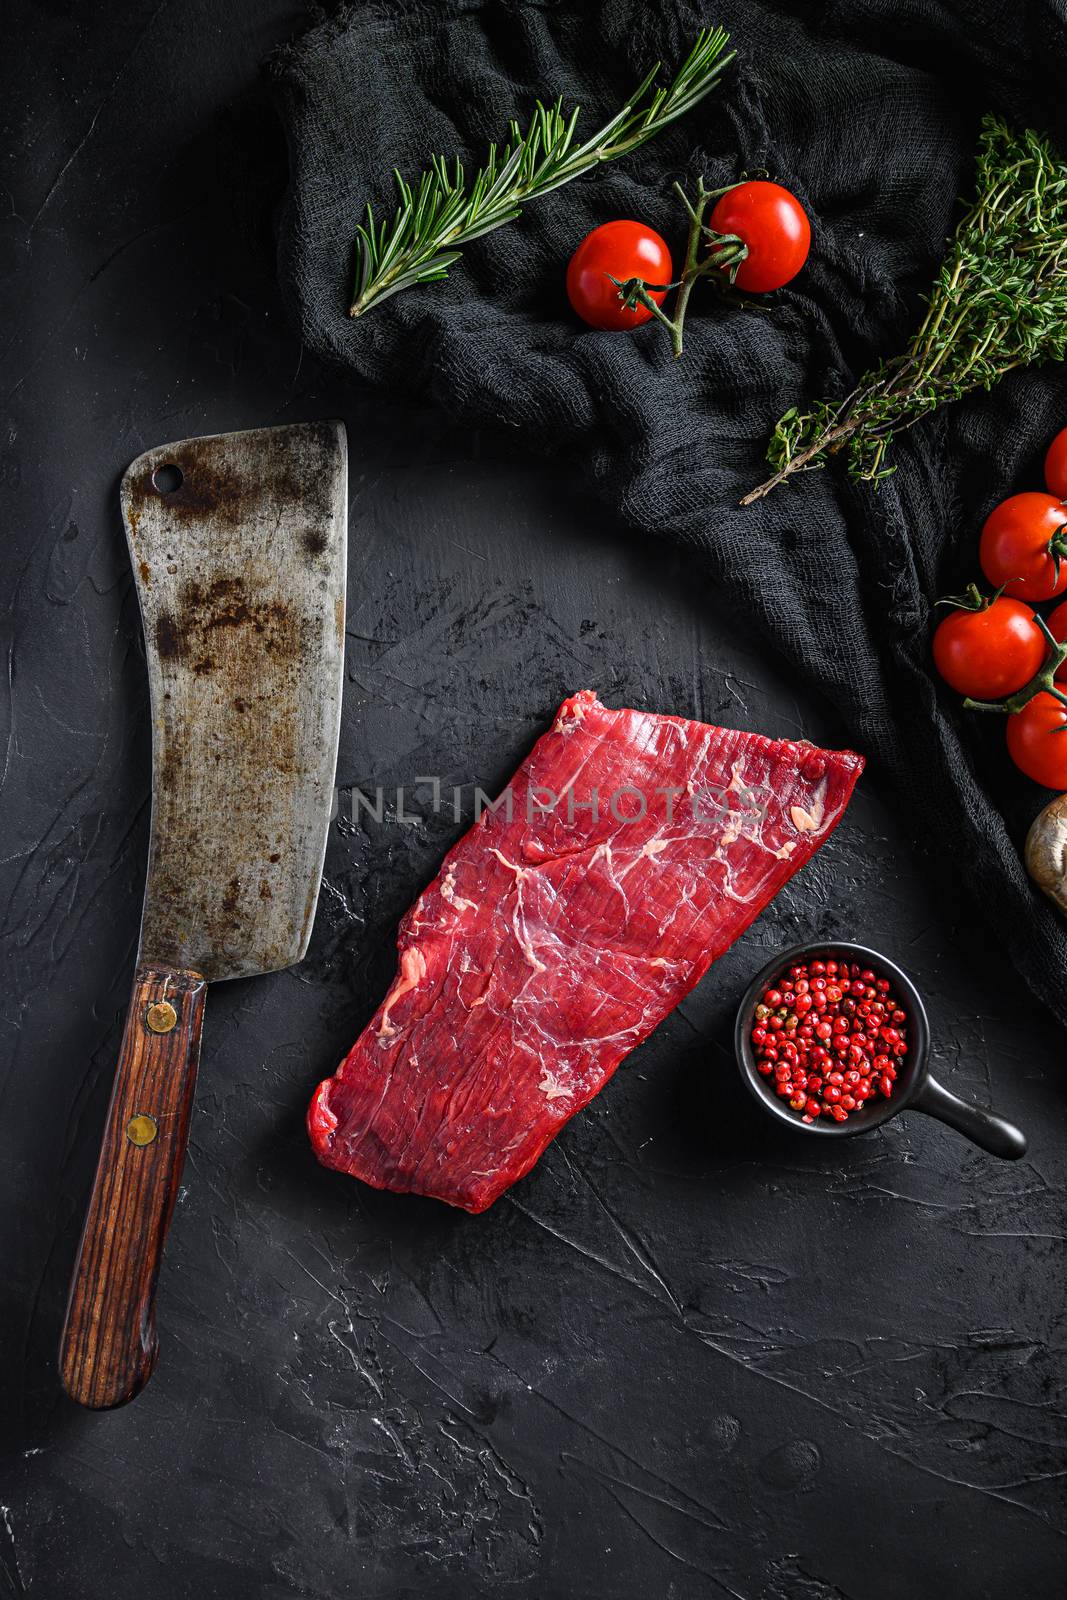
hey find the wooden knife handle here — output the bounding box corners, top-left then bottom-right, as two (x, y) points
(60, 962), (207, 1409)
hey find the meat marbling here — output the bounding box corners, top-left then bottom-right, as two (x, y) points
(309, 691), (864, 1211)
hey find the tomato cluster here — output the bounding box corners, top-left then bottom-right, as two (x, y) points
(566, 181), (811, 332)
(932, 426), (1067, 789)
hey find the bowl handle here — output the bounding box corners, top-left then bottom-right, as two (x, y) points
(912, 1074), (1027, 1160)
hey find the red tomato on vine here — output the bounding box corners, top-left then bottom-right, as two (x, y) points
(1007, 692), (1067, 789)
(1044, 598), (1067, 685)
(1044, 427), (1067, 499)
(979, 492), (1067, 602)
(566, 221), (673, 331)
(707, 181), (811, 293)
(932, 594), (1045, 700)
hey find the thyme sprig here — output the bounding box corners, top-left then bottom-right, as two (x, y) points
(742, 117), (1067, 505)
(348, 28), (734, 318)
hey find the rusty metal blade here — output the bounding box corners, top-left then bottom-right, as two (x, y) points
(122, 422), (347, 982)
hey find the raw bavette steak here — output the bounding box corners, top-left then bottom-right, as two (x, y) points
(309, 691), (863, 1212)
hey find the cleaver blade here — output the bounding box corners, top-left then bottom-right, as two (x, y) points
(129, 420), (347, 980)
(60, 421), (347, 1411)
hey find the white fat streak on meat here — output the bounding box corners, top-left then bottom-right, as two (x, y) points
(710, 801), (780, 903)
(538, 1070), (570, 1101)
(587, 840), (640, 929)
(790, 777), (828, 835)
(513, 996), (647, 1059)
(310, 1081), (337, 1135)
(497, 824), (649, 984)
(684, 756), (762, 861)
(504, 937), (672, 1062)
(456, 950), (491, 1011)
(725, 760), (780, 848)
(671, 744), (828, 930)
(553, 690), (594, 735)
(440, 865), (476, 913)
(510, 832), (671, 989)
(490, 848), (527, 879)
(491, 846), (547, 974)
(515, 916), (546, 974)
(508, 953), (659, 1056)
(716, 805), (778, 881)
(525, 723), (603, 851)
(376, 946), (427, 1041)
(707, 753), (823, 892)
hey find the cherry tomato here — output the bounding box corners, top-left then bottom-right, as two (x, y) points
(978, 492), (1067, 601)
(566, 221), (673, 331)
(707, 181), (811, 293)
(1044, 427), (1067, 499)
(1006, 691), (1067, 788)
(1045, 598), (1067, 685)
(932, 596), (1045, 699)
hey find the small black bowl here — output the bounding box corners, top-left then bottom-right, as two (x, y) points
(735, 941), (1027, 1159)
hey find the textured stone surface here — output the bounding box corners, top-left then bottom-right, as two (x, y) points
(0, 3), (1064, 1597)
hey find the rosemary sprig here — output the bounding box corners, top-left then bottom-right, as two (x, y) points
(742, 117), (1067, 505)
(348, 28), (735, 319)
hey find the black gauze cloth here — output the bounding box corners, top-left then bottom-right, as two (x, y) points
(272, 0), (1067, 1026)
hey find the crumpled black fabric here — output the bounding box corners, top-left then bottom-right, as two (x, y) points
(271, 0), (1067, 1026)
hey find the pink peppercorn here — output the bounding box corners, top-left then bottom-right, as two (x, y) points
(751, 956), (908, 1128)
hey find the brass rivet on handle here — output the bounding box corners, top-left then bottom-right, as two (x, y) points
(126, 1114), (158, 1147)
(145, 1000), (178, 1034)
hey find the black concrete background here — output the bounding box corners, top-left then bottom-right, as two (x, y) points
(1, 4), (1064, 1597)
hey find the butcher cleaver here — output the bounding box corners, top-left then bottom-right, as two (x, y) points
(60, 422), (347, 1409)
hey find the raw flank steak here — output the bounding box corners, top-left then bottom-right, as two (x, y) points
(309, 691), (864, 1212)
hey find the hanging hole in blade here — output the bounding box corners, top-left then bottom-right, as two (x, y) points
(152, 463), (184, 494)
